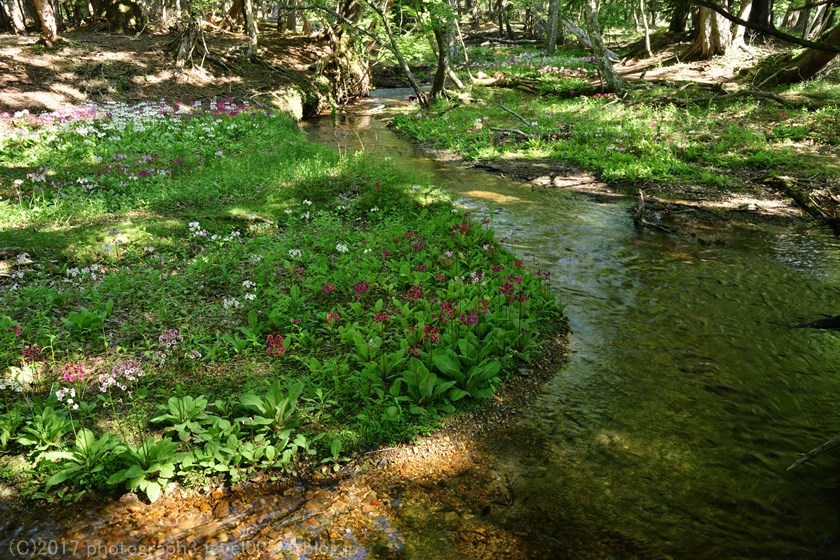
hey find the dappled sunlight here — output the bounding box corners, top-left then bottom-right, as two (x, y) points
(462, 190), (524, 204)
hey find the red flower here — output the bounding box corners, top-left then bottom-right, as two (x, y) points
(266, 334), (286, 356)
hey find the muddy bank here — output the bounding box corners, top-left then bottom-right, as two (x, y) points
(388, 132), (820, 230)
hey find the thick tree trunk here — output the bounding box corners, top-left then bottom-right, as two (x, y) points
(684, 6), (731, 59)
(321, 0), (372, 103)
(583, 0), (627, 94)
(0, 0), (27, 33)
(669, 0), (689, 33)
(546, 0), (560, 53)
(243, 0), (258, 58)
(773, 23), (840, 83)
(32, 0), (57, 45)
(748, 0), (774, 30)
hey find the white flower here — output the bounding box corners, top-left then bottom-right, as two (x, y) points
(215, 150), (224, 156)
(370, 206), (379, 212)
(242, 280), (256, 289)
(289, 249), (302, 258)
(144, 246), (156, 253)
(249, 254), (263, 263)
(302, 211), (310, 220)
(223, 297), (240, 309)
(284, 209), (293, 215)
(302, 199), (312, 206)
(243, 293), (256, 301)
(411, 185), (422, 191)
(336, 243), (349, 253)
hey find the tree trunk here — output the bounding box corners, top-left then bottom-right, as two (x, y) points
(748, 0), (774, 30)
(0, 0), (27, 33)
(243, 0), (258, 58)
(431, 25), (451, 99)
(286, 0), (295, 31)
(224, 0), (242, 30)
(639, 0), (652, 57)
(772, 23), (840, 83)
(322, 0), (372, 102)
(732, 0), (752, 50)
(546, 0), (559, 53)
(684, 6), (731, 59)
(669, 0), (689, 33)
(32, 0), (57, 45)
(583, 0), (627, 94)
(370, 0), (423, 102)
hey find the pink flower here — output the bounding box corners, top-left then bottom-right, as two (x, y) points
(266, 334), (286, 356)
(62, 362), (86, 383)
(406, 285), (423, 301)
(323, 283), (335, 294)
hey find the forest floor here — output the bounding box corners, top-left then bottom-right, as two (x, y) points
(2, 26), (838, 230)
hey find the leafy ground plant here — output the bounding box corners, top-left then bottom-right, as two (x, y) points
(0, 99), (563, 502)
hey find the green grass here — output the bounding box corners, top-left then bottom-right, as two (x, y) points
(0, 100), (562, 502)
(392, 47), (840, 192)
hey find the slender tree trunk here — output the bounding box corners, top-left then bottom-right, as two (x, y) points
(640, 0), (652, 57)
(373, 0), (424, 102)
(286, 0), (295, 30)
(583, 0), (627, 94)
(243, 0), (258, 58)
(431, 24), (451, 99)
(546, 0), (560, 53)
(732, 0), (752, 49)
(32, 0), (57, 44)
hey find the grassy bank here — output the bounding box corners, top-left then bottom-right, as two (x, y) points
(0, 101), (562, 503)
(392, 47), (839, 197)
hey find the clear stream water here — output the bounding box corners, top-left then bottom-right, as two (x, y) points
(302, 100), (840, 559)
(2, 97), (839, 559)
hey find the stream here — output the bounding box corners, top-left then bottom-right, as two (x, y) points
(2, 94), (840, 559)
(302, 95), (840, 558)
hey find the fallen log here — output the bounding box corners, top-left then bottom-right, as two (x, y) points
(562, 19), (621, 61)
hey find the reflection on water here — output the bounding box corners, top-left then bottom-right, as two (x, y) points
(303, 110), (840, 558)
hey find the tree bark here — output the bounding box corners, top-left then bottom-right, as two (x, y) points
(640, 0), (653, 57)
(431, 26), (450, 99)
(773, 23), (840, 83)
(669, 0), (690, 32)
(748, 0), (774, 29)
(546, 0), (560, 53)
(32, 0), (57, 45)
(685, 6), (731, 59)
(583, 0), (627, 94)
(0, 0), (27, 33)
(731, 0), (752, 50)
(243, 0), (258, 58)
